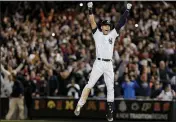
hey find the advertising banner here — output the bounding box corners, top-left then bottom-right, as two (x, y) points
(115, 100), (172, 121)
(31, 97), (173, 121)
(31, 98), (106, 119)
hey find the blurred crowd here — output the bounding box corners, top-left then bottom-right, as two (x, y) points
(1, 1), (176, 101)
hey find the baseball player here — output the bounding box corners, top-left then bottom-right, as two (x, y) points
(74, 2), (132, 121)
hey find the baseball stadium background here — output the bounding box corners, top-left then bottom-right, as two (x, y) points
(0, 1), (176, 122)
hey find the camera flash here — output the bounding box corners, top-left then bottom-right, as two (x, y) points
(135, 24), (138, 27)
(52, 33), (55, 36)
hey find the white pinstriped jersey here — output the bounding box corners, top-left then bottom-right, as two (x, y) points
(93, 28), (119, 59)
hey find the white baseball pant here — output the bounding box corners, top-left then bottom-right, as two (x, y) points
(78, 59), (114, 106)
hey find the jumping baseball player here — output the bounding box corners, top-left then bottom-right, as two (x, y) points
(74, 2), (132, 121)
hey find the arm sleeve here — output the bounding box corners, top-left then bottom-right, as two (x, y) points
(88, 7), (97, 30)
(92, 27), (101, 37)
(92, 27), (98, 34)
(115, 9), (130, 33)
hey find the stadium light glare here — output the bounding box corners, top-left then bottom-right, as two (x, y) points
(52, 33), (55, 36)
(135, 24), (138, 28)
(80, 3), (83, 7)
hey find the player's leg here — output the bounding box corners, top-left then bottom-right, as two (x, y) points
(74, 62), (103, 116)
(104, 63), (114, 121)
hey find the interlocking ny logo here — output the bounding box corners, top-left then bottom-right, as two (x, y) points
(109, 38), (112, 44)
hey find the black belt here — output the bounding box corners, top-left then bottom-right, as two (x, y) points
(97, 58), (112, 62)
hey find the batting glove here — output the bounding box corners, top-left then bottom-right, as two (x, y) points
(127, 3), (132, 10)
(87, 2), (93, 8)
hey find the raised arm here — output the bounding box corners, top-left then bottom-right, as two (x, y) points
(14, 63), (24, 74)
(115, 3), (132, 32)
(87, 2), (97, 31)
(1, 64), (11, 76)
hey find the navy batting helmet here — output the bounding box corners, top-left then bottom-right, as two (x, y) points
(101, 20), (111, 26)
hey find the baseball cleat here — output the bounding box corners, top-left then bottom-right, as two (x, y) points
(106, 113), (113, 121)
(74, 109), (80, 116)
(106, 102), (114, 121)
(74, 105), (81, 116)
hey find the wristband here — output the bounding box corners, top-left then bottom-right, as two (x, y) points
(88, 8), (93, 15)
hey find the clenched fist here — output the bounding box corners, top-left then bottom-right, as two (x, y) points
(127, 3), (132, 9)
(87, 2), (93, 8)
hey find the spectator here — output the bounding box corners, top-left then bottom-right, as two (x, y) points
(1, 62), (24, 93)
(150, 81), (162, 99)
(96, 84), (106, 98)
(157, 84), (175, 101)
(67, 78), (80, 99)
(137, 73), (151, 99)
(170, 76), (176, 92)
(6, 77), (25, 120)
(114, 71), (121, 98)
(0, 2), (176, 99)
(159, 61), (170, 83)
(153, 45), (168, 67)
(23, 74), (36, 119)
(47, 69), (59, 96)
(37, 75), (48, 96)
(122, 73), (139, 99)
(0, 73), (13, 97)
(150, 63), (159, 77)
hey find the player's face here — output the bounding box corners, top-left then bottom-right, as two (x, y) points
(101, 25), (110, 35)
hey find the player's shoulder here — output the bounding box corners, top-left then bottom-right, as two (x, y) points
(109, 28), (118, 34)
(93, 28), (102, 36)
(109, 28), (119, 37)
